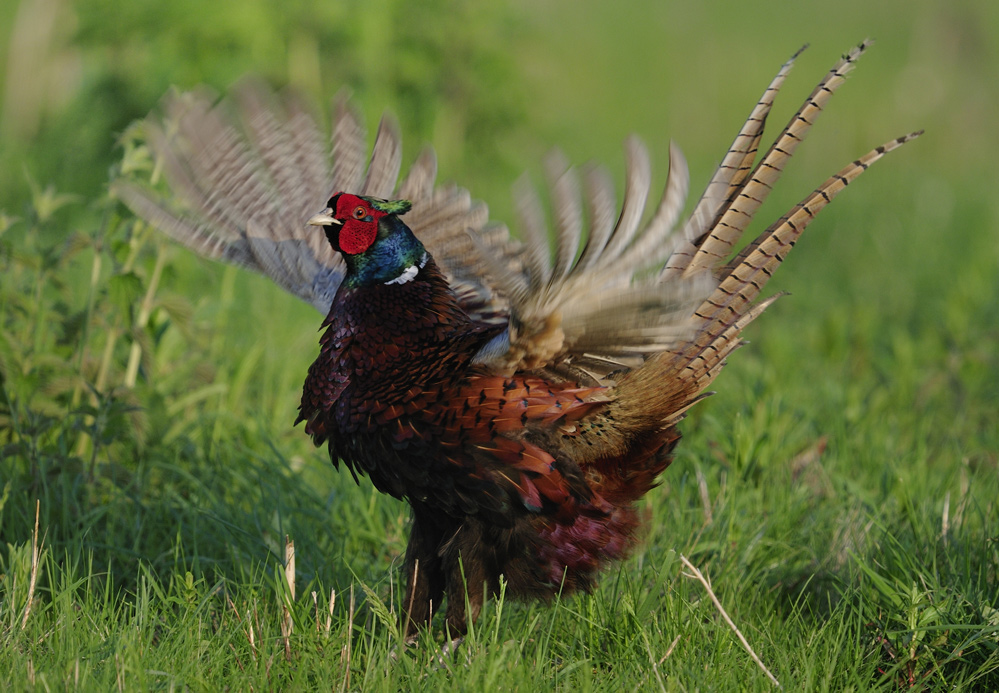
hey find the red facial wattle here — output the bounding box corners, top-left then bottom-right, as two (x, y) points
(332, 193), (382, 255)
(338, 218), (378, 254)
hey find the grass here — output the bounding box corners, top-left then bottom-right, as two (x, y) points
(2, 0), (999, 689)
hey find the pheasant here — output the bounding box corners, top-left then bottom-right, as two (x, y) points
(116, 42), (919, 641)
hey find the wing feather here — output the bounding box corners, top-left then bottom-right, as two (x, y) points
(115, 81), (519, 319)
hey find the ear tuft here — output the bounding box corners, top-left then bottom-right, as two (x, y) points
(367, 197), (412, 215)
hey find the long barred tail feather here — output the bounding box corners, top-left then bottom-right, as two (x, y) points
(680, 41), (873, 278)
(575, 42), (920, 441)
(665, 44), (808, 279)
(672, 131), (923, 397)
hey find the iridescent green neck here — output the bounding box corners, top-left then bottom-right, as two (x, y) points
(342, 216), (428, 289)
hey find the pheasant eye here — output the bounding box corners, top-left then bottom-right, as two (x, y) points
(352, 206), (367, 220)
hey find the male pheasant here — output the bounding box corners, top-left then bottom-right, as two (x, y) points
(116, 42), (919, 640)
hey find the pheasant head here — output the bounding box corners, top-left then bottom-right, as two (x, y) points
(308, 193), (426, 289)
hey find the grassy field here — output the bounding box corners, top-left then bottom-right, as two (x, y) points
(2, 0), (998, 689)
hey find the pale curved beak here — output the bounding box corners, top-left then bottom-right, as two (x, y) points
(307, 208), (341, 227)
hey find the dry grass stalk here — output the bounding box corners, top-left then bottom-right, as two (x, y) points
(680, 554), (781, 689)
(20, 499), (41, 629)
(695, 467), (713, 525)
(281, 536), (295, 662)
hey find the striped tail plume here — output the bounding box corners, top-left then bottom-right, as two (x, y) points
(613, 41), (921, 429)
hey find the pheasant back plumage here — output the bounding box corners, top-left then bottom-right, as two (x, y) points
(299, 251), (609, 525)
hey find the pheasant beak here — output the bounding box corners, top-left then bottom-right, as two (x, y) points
(307, 208), (342, 227)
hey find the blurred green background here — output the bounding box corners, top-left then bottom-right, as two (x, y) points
(1, 0), (997, 686)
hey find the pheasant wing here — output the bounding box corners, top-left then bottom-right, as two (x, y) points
(470, 139), (713, 382)
(114, 80), (519, 322)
